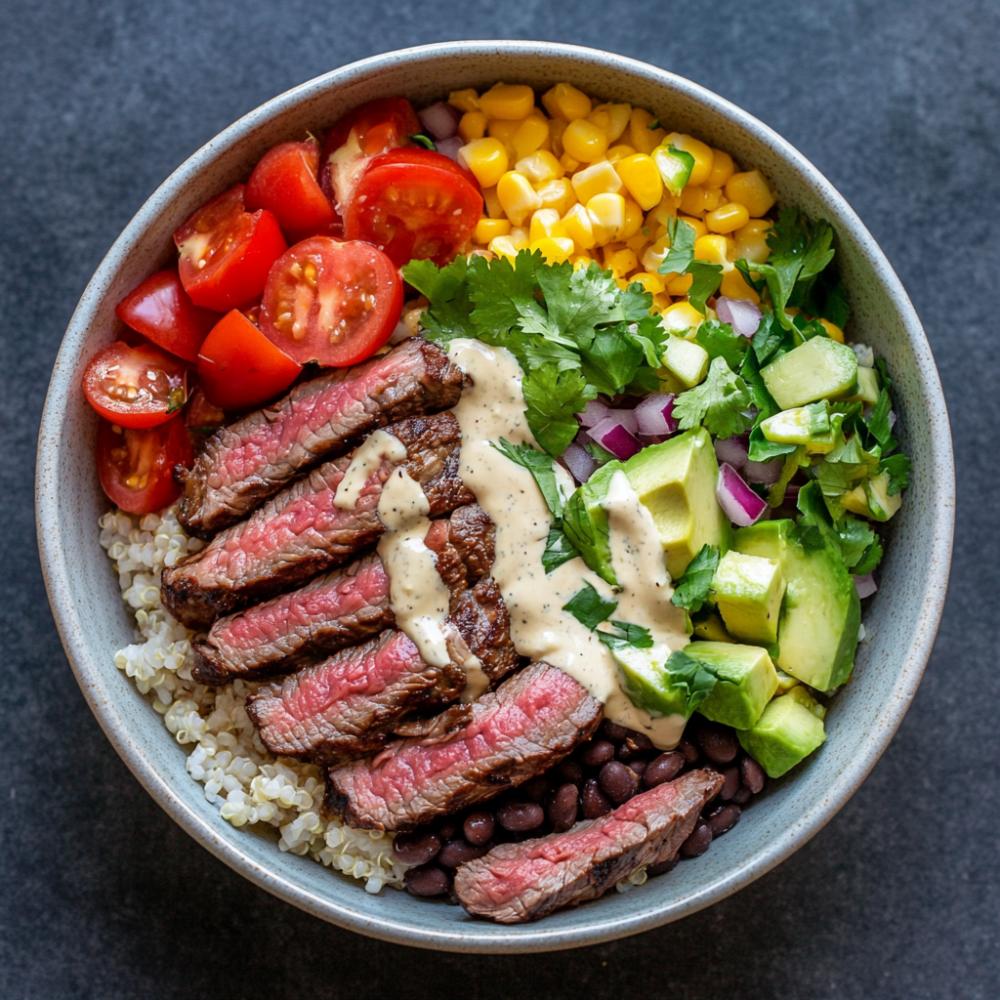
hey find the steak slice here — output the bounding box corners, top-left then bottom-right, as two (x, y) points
(161, 412), (472, 629)
(245, 576), (518, 761)
(325, 663), (603, 831)
(178, 339), (463, 537)
(453, 769), (724, 923)
(191, 504), (496, 684)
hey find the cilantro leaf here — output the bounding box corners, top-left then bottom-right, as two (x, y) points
(597, 620), (655, 650)
(401, 256), (475, 343)
(671, 544), (720, 613)
(880, 452), (911, 495)
(659, 650), (719, 715)
(747, 424), (796, 462)
(673, 356), (753, 439)
(658, 217), (697, 274)
(853, 535), (884, 575)
(584, 440), (616, 467)
(491, 439), (566, 517)
(695, 319), (749, 369)
(542, 525), (579, 573)
(687, 261), (724, 314)
(751, 311), (787, 365)
(522, 367), (595, 457)
(562, 582), (618, 630)
(864, 389), (896, 451)
(739, 349), (780, 420)
(410, 133), (436, 150)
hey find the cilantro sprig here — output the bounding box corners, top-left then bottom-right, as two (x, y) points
(671, 544), (720, 613)
(562, 582), (654, 650)
(658, 218), (723, 314)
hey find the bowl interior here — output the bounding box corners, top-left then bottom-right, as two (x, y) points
(36, 41), (953, 952)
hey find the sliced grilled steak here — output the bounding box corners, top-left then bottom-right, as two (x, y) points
(325, 663), (602, 831)
(454, 769), (723, 923)
(162, 412), (472, 629)
(191, 504), (496, 684)
(178, 339), (463, 537)
(245, 577), (518, 761)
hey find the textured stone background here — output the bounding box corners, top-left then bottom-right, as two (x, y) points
(2, 1), (997, 997)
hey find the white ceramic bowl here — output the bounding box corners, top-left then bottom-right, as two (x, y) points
(35, 41), (954, 952)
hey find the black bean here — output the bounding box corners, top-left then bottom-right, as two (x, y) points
(436, 819), (458, 841)
(696, 723), (739, 765)
(392, 830), (442, 866)
(582, 778), (612, 819)
(732, 786), (752, 805)
(643, 751), (685, 788)
(707, 804), (741, 837)
(679, 821), (713, 858)
(627, 759), (647, 777)
(404, 864), (450, 897)
(558, 760), (584, 785)
(740, 755), (766, 795)
(647, 856), (679, 877)
(679, 739), (700, 765)
(598, 760), (640, 804)
(719, 766), (741, 801)
(581, 739), (616, 767)
(547, 783), (579, 832)
(619, 733), (653, 758)
(438, 839), (489, 869)
(601, 720), (631, 742)
(497, 801), (545, 832)
(522, 775), (551, 803)
(462, 811), (495, 846)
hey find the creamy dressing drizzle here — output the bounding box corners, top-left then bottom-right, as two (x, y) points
(447, 338), (688, 749)
(334, 430), (407, 510)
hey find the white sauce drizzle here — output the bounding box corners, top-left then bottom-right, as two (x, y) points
(447, 338), (689, 748)
(334, 429), (407, 510)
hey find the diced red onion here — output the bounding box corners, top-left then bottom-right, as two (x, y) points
(634, 393), (677, 437)
(579, 399), (610, 428)
(716, 463), (767, 527)
(714, 436), (748, 470)
(605, 408), (639, 434)
(588, 416), (641, 460)
(854, 573), (878, 599)
(562, 443), (597, 484)
(743, 458), (783, 485)
(418, 101), (460, 140)
(435, 136), (463, 162)
(715, 296), (762, 338)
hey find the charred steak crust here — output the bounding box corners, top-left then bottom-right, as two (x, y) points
(178, 339), (464, 537)
(161, 412), (473, 629)
(190, 504), (497, 684)
(324, 663), (603, 832)
(449, 578), (519, 684)
(453, 769), (724, 923)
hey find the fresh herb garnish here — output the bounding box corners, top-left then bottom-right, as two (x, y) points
(671, 544), (720, 613)
(672, 356), (753, 439)
(658, 218), (723, 314)
(410, 133), (436, 150)
(694, 319), (748, 369)
(597, 620), (655, 650)
(562, 582), (617, 630)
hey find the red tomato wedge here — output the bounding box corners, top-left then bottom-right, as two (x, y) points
(245, 139), (338, 240)
(115, 269), (216, 362)
(97, 416), (193, 514)
(260, 237), (402, 367)
(197, 310), (302, 410)
(173, 185), (286, 312)
(83, 341), (188, 429)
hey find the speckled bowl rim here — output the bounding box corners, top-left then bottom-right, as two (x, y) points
(36, 40), (954, 952)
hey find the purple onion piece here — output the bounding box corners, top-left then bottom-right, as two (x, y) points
(604, 408), (639, 435)
(743, 458), (783, 485)
(417, 101), (460, 140)
(435, 136), (463, 162)
(714, 435), (749, 470)
(854, 573), (878, 599)
(716, 463), (767, 527)
(579, 399), (610, 428)
(589, 417), (641, 460)
(634, 393), (677, 437)
(715, 296), (762, 338)
(563, 442), (597, 484)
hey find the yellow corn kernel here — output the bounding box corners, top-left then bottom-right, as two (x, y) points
(630, 271), (666, 296)
(560, 152), (581, 173)
(474, 217), (511, 243)
(819, 318), (845, 343)
(625, 231), (649, 254)
(448, 88), (479, 113)
(628, 107), (665, 155)
(488, 235), (521, 260)
(666, 273), (694, 296)
(653, 292), (671, 312)
(496, 171), (542, 226)
(459, 138), (509, 189)
(479, 83), (536, 121)
(560, 204), (597, 250)
(679, 185), (721, 216)
(619, 198), (644, 240)
(548, 118), (567, 157)
(734, 219), (772, 263)
(512, 115), (550, 159)
(487, 118), (520, 148)
(536, 178), (576, 215)
(516, 150), (564, 184)
(706, 149), (735, 189)
(591, 103), (631, 143)
(663, 132), (714, 186)
(570, 160), (623, 203)
(606, 143), (637, 163)
(719, 267), (761, 304)
(725, 170), (775, 217)
(640, 235), (670, 272)
(542, 82), (592, 121)
(694, 234), (730, 266)
(614, 153), (664, 211)
(662, 301), (704, 333)
(458, 111), (488, 142)
(679, 214), (708, 237)
(706, 202), (751, 234)
(586, 192), (626, 245)
(482, 186), (503, 219)
(531, 236), (575, 263)
(562, 119), (608, 163)
(605, 247), (639, 277)
(571, 253), (593, 270)
(529, 208), (563, 242)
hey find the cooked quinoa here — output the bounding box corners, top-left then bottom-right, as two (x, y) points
(98, 507), (408, 893)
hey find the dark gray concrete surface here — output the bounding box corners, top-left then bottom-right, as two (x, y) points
(2, 1), (997, 997)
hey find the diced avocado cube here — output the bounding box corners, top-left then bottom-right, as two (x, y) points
(711, 550), (786, 644)
(840, 483), (870, 517)
(865, 471), (902, 522)
(738, 693), (826, 777)
(774, 669), (799, 693)
(624, 428), (732, 579)
(692, 611), (732, 642)
(561, 459), (624, 586)
(844, 366), (880, 405)
(662, 336), (709, 388)
(785, 684), (828, 719)
(612, 645), (715, 720)
(735, 519), (860, 693)
(689, 640), (779, 730)
(760, 402), (831, 446)
(652, 143), (695, 196)
(761, 337), (859, 409)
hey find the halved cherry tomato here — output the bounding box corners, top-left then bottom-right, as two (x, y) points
(96, 416), (193, 514)
(366, 146), (478, 186)
(260, 237), (402, 367)
(83, 341), (188, 428)
(245, 139), (337, 240)
(196, 310), (302, 410)
(343, 150), (482, 266)
(173, 185), (286, 312)
(115, 269), (216, 362)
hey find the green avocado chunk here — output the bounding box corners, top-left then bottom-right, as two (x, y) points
(662, 335), (709, 388)
(711, 550), (786, 644)
(561, 460), (624, 586)
(689, 640), (779, 730)
(738, 690), (826, 777)
(734, 520), (860, 693)
(692, 611), (733, 642)
(761, 336), (858, 409)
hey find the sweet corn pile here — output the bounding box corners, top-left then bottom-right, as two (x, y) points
(449, 81), (822, 335)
